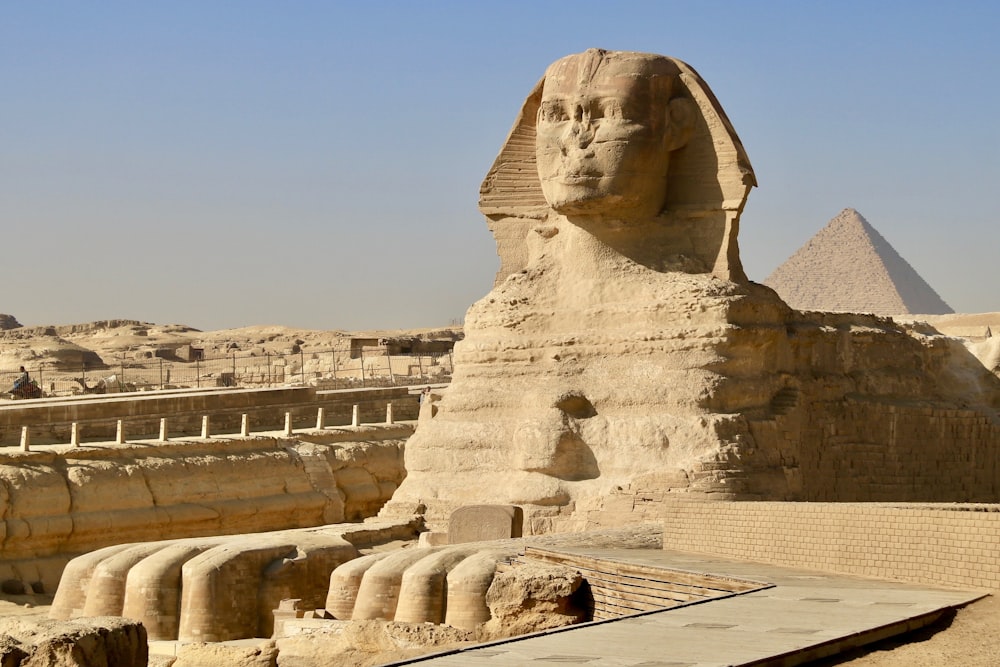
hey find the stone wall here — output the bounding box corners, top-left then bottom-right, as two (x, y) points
(0, 426), (410, 592)
(655, 501), (1000, 592)
(0, 386), (417, 445)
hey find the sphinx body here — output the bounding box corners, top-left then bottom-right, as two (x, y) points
(384, 50), (1000, 531)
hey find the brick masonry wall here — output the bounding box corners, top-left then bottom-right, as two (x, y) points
(660, 501), (1000, 591)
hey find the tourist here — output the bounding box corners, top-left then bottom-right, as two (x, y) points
(12, 366), (28, 392)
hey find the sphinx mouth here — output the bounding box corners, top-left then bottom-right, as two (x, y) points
(559, 166), (603, 181)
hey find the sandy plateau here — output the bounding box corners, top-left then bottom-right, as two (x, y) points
(0, 319), (462, 372)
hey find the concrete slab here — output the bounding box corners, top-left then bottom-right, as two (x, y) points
(386, 548), (983, 667)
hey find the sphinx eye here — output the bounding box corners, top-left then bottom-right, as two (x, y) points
(539, 102), (569, 123)
(601, 100), (623, 120)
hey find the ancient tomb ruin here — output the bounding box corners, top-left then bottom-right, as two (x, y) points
(383, 48), (1000, 531)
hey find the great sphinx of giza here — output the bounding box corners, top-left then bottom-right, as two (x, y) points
(384, 49), (1000, 531)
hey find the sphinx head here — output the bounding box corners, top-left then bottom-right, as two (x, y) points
(535, 49), (696, 220)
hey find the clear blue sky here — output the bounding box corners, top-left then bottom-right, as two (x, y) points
(3, 1), (998, 330)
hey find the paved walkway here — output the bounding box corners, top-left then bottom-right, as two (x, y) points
(389, 547), (983, 667)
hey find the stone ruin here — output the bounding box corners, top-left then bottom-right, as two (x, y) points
(382, 48), (1000, 531)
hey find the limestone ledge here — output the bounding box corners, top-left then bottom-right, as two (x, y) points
(0, 425), (411, 592)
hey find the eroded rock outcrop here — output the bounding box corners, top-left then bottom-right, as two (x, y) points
(383, 48), (1000, 531)
(0, 429), (408, 593)
(478, 561), (585, 640)
(0, 616), (147, 667)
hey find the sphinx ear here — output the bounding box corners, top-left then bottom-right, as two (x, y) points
(663, 97), (696, 152)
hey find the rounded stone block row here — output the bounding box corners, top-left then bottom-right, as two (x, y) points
(51, 527), (361, 642)
(326, 544), (521, 630)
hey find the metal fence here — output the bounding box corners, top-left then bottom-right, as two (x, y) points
(0, 347), (454, 398)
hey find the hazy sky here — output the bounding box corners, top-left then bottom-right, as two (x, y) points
(4, 1), (998, 331)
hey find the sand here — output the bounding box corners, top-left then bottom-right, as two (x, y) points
(817, 594), (999, 666)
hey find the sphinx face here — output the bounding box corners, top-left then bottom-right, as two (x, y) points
(535, 51), (682, 219)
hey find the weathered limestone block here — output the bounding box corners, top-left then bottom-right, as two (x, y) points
(477, 562), (586, 641)
(332, 467), (383, 521)
(0, 636), (27, 665)
(0, 616), (147, 667)
(274, 620), (473, 667)
(172, 639), (277, 667)
(383, 48), (1000, 529)
(448, 505), (523, 544)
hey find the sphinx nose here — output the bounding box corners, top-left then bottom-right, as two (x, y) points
(572, 122), (594, 148)
(566, 114), (595, 149)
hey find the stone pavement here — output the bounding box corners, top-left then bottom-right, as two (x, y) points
(387, 547), (984, 667)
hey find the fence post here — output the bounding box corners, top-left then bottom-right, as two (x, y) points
(159, 359), (164, 390)
(417, 354), (424, 379)
(332, 349), (337, 378)
(360, 348), (366, 388)
(38, 363), (44, 396)
(233, 353), (237, 386)
(120, 360), (125, 390)
(300, 350), (305, 386)
(267, 353), (272, 387)
(196, 359), (201, 389)
(385, 347), (394, 385)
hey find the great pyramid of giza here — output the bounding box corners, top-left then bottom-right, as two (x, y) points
(764, 208), (953, 316)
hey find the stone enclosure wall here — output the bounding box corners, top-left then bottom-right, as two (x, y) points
(0, 385), (417, 445)
(0, 426), (409, 593)
(659, 501), (1000, 592)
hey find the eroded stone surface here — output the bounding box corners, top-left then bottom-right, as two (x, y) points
(448, 505), (523, 544)
(477, 561), (586, 641)
(0, 616), (147, 667)
(0, 430), (408, 593)
(383, 49), (1000, 531)
(49, 520), (420, 643)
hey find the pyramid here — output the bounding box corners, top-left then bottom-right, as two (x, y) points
(763, 208), (953, 316)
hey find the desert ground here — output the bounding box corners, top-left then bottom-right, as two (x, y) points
(818, 593), (999, 666)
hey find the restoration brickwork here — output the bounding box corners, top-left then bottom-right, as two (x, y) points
(659, 501), (1000, 592)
